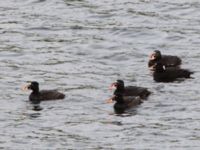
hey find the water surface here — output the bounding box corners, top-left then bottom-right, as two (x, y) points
(0, 0), (200, 149)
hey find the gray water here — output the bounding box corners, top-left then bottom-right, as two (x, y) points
(0, 0), (200, 149)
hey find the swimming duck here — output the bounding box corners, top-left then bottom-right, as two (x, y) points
(109, 80), (151, 99)
(22, 81), (65, 104)
(109, 94), (142, 114)
(148, 50), (182, 71)
(153, 62), (193, 82)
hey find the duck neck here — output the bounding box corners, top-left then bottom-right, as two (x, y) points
(115, 95), (124, 104)
(155, 65), (165, 73)
(155, 56), (161, 61)
(32, 88), (39, 94)
(114, 85), (124, 95)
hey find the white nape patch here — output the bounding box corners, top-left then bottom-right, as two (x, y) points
(163, 65), (166, 70)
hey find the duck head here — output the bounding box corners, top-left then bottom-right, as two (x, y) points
(22, 81), (39, 93)
(149, 50), (162, 61)
(109, 80), (125, 92)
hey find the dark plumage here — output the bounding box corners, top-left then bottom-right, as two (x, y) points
(110, 80), (151, 99)
(148, 50), (182, 71)
(26, 81), (65, 104)
(112, 94), (142, 114)
(153, 62), (193, 82)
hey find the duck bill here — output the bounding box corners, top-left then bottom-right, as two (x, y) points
(106, 98), (114, 103)
(21, 83), (31, 91)
(109, 83), (117, 90)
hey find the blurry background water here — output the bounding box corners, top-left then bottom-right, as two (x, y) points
(0, 0), (200, 149)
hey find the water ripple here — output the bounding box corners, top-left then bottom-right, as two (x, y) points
(0, 0), (200, 149)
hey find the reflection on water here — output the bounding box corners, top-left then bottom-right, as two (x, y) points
(0, 0), (200, 149)
(23, 112), (41, 119)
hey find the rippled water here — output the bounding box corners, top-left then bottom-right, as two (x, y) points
(0, 0), (200, 149)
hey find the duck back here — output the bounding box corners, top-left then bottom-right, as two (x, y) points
(161, 55), (182, 67)
(153, 68), (193, 82)
(124, 86), (151, 99)
(39, 90), (65, 100)
(29, 90), (65, 103)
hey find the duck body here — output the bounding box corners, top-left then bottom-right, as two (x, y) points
(148, 50), (182, 71)
(113, 94), (142, 114)
(153, 63), (193, 82)
(110, 80), (151, 99)
(29, 90), (65, 104)
(119, 86), (150, 99)
(26, 81), (65, 104)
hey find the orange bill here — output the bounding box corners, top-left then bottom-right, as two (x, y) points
(106, 98), (114, 103)
(21, 83), (31, 91)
